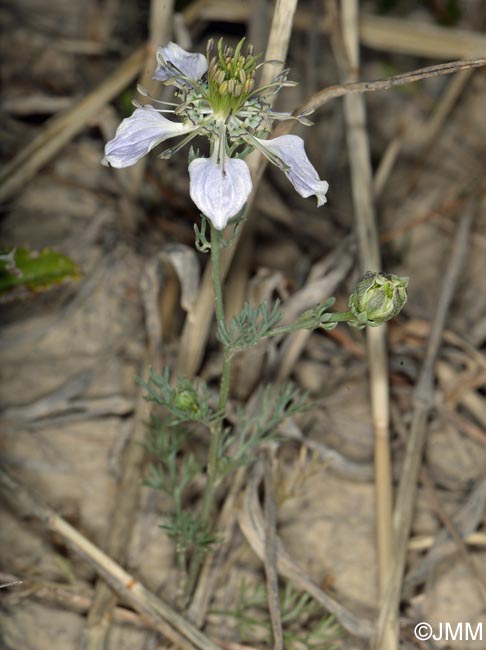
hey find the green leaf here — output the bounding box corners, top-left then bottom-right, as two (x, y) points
(0, 247), (79, 294)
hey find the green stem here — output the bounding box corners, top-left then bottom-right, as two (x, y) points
(267, 310), (355, 338)
(186, 224), (233, 596)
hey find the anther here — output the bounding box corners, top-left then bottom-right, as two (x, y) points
(243, 79), (255, 94)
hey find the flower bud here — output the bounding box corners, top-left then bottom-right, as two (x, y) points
(173, 388), (199, 414)
(348, 272), (408, 327)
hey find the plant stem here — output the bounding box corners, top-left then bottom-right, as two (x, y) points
(186, 224), (233, 596)
(267, 311), (355, 338)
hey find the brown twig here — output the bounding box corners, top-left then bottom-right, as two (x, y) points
(1, 569), (261, 649)
(0, 468), (220, 650)
(374, 202), (476, 649)
(278, 58), (486, 131)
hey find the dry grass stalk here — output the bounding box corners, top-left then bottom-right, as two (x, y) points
(125, 0), (176, 195)
(82, 6), (175, 648)
(0, 46), (146, 203)
(238, 466), (374, 639)
(404, 477), (486, 592)
(374, 203), (476, 649)
(187, 467), (247, 627)
(275, 241), (354, 382)
(263, 455), (284, 650)
(184, 0), (486, 59)
(373, 67), (474, 198)
(330, 5), (394, 650)
(0, 469), (220, 650)
(82, 357), (152, 650)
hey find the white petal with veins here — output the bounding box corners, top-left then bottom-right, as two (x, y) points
(103, 106), (192, 168)
(189, 158), (252, 230)
(153, 42), (208, 83)
(255, 135), (329, 206)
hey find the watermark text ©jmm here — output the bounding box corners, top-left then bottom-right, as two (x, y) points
(414, 621), (483, 642)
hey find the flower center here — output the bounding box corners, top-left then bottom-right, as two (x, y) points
(206, 38), (259, 118)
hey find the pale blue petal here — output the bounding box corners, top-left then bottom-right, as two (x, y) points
(103, 106), (192, 168)
(188, 158), (252, 230)
(153, 42), (208, 83)
(255, 135), (329, 206)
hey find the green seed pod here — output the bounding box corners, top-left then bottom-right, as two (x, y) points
(348, 272), (408, 327)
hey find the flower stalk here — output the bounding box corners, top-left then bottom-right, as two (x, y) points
(186, 224), (234, 593)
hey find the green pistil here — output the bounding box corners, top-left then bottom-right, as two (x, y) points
(206, 38), (260, 117)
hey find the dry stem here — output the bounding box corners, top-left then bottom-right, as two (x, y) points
(374, 203), (476, 649)
(184, 1), (486, 59)
(330, 5), (394, 649)
(0, 47), (146, 203)
(263, 455), (284, 650)
(0, 468), (220, 650)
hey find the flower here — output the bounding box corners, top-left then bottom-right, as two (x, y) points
(103, 39), (329, 230)
(348, 272), (408, 327)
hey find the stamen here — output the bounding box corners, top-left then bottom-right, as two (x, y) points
(136, 85), (179, 106)
(131, 99), (175, 114)
(255, 59), (284, 70)
(158, 124), (206, 159)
